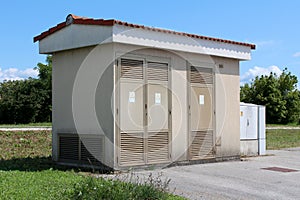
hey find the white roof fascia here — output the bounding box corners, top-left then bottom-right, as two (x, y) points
(112, 24), (251, 60)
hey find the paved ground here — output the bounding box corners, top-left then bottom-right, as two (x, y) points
(134, 148), (300, 200)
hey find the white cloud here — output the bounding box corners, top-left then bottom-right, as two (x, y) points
(0, 67), (38, 82)
(293, 52), (300, 57)
(240, 65), (282, 85)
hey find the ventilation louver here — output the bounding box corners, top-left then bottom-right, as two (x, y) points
(189, 130), (214, 159)
(121, 58), (143, 79)
(190, 66), (213, 84)
(58, 134), (104, 165)
(147, 62), (168, 82)
(120, 132), (145, 166)
(147, 132), (169, 163)
(59, 135), (79, 161)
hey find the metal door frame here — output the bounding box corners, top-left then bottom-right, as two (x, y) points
(115, 53), (172, 167)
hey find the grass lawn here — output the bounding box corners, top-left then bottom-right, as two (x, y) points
(266, 123), (300, 127)
(0, 122), (52, 128)
(266, 129), (300, 150)
(0, 130), (184, 200)
(0, 170), (84, 199)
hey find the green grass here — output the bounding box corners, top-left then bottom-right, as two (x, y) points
(0, 122), (52, 128)
(266, 129), (300, 150)
(0, 170), (182, 200)
(0, 131), (184, 200)
(267, 123), (300, 127)
(0, 130), (51, 160)
(0, 170), (84, 200)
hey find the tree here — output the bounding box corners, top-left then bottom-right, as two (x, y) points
(240, 68), (300, 124)
(34, 55), (52, 122)
(0, 56), (52, 124)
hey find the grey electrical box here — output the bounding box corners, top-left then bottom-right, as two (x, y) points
(240, 103), (266, 156)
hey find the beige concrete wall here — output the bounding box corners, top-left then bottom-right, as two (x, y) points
(52, 42), (242, 168)
(52, 44), (115, 168)
(213, 56), (241, 157)
(52, 47), (93, 161)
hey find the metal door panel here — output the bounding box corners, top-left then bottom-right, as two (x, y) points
(118, 58), (170, 166)
(147, 84), (168, 132)
(240, 106), (247, 139)
(190, 86), (213, 131)
(188, 66), (214, 160)
(246, 106), (258, 139)
(120, 81), (144, 132)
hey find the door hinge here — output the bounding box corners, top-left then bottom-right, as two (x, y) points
(116, 108), (119, 115)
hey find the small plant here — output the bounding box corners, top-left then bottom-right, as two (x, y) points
(68, 171), (183, 200)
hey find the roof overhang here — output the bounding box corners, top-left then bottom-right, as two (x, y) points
(35, 14), (255, 60)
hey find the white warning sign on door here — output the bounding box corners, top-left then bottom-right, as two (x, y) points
(199, 95), (205, 105)
(155, 93), (161, 105)
(129, 91), (135, 103)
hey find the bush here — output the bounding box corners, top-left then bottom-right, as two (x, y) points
(240, 68), (300, 124)
(0, 56), (52, 124)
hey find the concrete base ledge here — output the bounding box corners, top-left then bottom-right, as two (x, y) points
(55, 155), (241, 172)
(166, 155), (240, 168)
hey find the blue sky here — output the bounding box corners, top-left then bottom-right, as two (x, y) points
(0, 1), (299, 88)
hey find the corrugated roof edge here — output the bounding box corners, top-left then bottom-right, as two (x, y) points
(33, 14), (256, 50)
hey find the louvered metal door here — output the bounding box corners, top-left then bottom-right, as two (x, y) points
(146, 62), (170, 164)
(119, 59), (145, 165)
(188, 66), (215, 160)
(118, 58), (170, 166)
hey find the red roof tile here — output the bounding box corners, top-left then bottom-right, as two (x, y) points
(34, 14), (256, 50)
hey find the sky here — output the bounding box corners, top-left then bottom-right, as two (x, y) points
(0, 1), (299, 88)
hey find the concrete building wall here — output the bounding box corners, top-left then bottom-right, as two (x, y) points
(52, 44), (115, 167)
(52, 41), (241, 168)
(213, 56), (241, 157)
(52, 47), (93, 161)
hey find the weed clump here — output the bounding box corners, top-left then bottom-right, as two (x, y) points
(67, 172), (182, 200)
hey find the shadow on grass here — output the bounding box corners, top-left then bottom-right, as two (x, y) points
(0, 156), (112, 173)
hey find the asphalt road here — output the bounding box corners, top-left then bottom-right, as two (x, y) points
(138, 148), (300, 200)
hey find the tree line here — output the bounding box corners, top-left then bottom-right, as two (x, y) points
(0, 56), (52, 124)
(241, 68), (300, 124)
(0, 57), (299, 125)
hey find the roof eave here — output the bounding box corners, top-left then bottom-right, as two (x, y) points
(34, 14), (256, 51)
